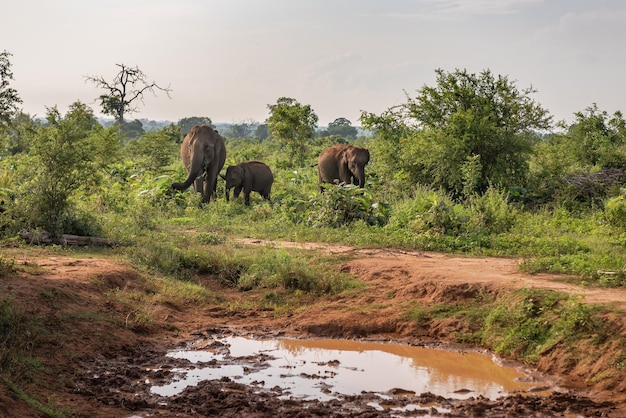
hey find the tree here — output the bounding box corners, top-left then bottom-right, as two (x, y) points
(124, 123), (180, 170)
(121, 119), (145, 139)
(15, 102), (120, 237)
(85, 64), (171, 125)
(266, 97), (318, 166)
(177, 116), (213, 141)
(0, 50), (22, 128)
(361, 68), (552, 197)
(0, 111), (38, 156)
(565, 103), (626, 169)
(226, 120), (256, 139)
(325, 117), (357, 139)
(254, 123), (269, 141)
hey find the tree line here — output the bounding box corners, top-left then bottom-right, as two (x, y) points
(1, 51), (626, 239)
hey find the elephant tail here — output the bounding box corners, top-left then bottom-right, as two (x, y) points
(310, 163), (318, 168)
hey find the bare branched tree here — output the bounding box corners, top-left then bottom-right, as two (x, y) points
(85, 63), (171, 125)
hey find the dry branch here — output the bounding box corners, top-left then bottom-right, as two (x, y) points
(19, 230), (117, 247)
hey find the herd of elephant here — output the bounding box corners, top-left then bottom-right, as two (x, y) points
(171, 124), (371, 206)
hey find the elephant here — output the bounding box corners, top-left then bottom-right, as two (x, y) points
(221, 161), (274, 206)
(172, 124), (226, 203)
(317, 144), (370, 191)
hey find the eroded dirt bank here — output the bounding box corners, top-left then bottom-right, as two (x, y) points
(1, 242), (625, 417)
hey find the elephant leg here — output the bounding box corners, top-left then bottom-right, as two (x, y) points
(201, 180), (212, 203)
(203, 164), (221, 203)
(193, 177), (203, 194)
(211, 178), (218, 200)
(244, 190), (251, 206)
(234, 186), (243, 199)
(203, 173), (219, 203)
(225, 187), (231, 202)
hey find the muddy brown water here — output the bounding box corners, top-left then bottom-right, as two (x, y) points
(149, 335), (552, 409)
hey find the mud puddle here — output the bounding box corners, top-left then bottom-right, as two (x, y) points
(150, 334), (552, 406)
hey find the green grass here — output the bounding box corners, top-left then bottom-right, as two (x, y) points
(404, 287), (614, 366)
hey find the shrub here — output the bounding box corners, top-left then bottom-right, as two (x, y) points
(467, 186), (518, 234)
(605, 192), (626, 230)
(306, 183), (389, 228)
(410, 189), (466, 236)
(11, 104), (120, 237)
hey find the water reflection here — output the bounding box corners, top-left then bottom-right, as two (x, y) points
(151, 336), (548, 402)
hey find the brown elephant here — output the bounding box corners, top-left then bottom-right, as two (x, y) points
(317, 144), (370, 191)
(172, 125), (226, 203)
(221, 161), (274, 206)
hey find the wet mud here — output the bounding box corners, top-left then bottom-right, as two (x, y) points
(72, 329), (618, 418)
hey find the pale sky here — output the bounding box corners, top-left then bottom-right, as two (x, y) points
(2, 0), (625, 126)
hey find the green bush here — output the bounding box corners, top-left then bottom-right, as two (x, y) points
(409, 190), (466, 236)
(306, 183), (389, 228)
(605, 193), (626, 230)
(467, 186), (518, 234)
(10, 104), (120, 237)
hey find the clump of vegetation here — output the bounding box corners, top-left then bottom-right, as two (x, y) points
(482, 289), (599, 363)
(405, 288), (615, 368)
(0, 255), (15, 278)
(307, 183), (389, 228)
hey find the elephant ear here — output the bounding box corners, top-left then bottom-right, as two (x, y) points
(345, 148), (357, 168)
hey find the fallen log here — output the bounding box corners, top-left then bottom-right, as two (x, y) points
(19, 230), (117, 247)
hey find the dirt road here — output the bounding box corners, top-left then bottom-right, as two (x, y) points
(1, 242), (624, 417)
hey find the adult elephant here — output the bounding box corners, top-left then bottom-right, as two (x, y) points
(317, 144), (370, 191)
(221, 161), (274, 206)
(172, 124), (226, 203)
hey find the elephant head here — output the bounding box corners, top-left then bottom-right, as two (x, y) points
(222, 164), (245, 202)
(343, 145), (370, 188)
(172, 125), (226, 203)
(317, 144), (370, 190)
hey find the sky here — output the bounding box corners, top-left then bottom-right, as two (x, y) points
(2, 0), (626, 127)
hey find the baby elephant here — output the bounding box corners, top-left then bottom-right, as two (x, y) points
(221, 161), (274, 206)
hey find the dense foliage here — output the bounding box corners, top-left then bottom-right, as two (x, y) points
(0, 65), (625, 288)
(361, 68), (552, 198)
(266, 97), (319, 166)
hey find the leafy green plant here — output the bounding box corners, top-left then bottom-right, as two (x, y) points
(407, 189), (466, 236)
(10, 103), (120, 237)
(307, 183), (389, 227)
(467, 186), (518, 234)
(605, 191), (626, 230)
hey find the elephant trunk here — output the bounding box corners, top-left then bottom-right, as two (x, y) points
(352, 164), (366, 188)
(357, 172), (365, 187)
(172, 152), (204, 191)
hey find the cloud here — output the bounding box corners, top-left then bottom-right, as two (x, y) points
(532, 8), (626, 62)
(385, 0), (543, 21)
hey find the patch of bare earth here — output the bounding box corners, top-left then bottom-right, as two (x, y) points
(1, 241), (625, 417)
